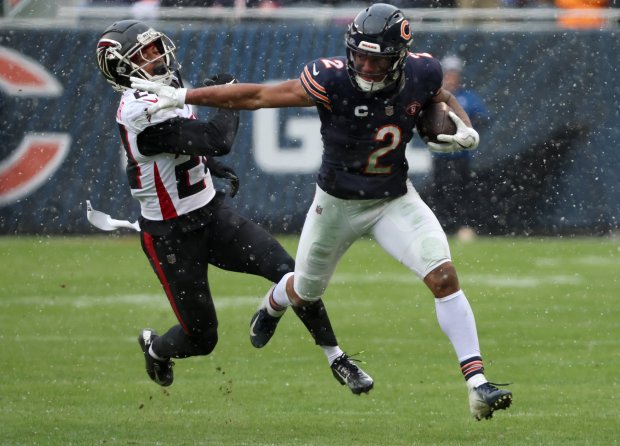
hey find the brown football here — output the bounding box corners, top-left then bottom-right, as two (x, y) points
(416, 102), (457, 144)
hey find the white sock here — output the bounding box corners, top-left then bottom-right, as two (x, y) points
(260, 284), (283, 317)
(435, 290), (481, 363)
(467, 373), (488, 390)
(266, 272), (294, 316)
(322, 345), (344, 365)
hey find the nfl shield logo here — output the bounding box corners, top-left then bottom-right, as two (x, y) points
(385, 105), (394, 116)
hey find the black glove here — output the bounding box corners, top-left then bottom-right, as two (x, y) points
(207, 158), (240, 198)
(203, 73), (238, 87)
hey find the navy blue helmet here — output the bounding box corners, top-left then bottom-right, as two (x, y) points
(345, 3), (412, 93)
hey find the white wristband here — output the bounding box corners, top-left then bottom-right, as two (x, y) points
(177, 88), (187, 106)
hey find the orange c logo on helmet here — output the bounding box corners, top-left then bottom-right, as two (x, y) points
(401, 20), (412, 41)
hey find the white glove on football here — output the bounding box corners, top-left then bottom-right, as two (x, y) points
(130, 76), (187, 114)
(427, 111), (480, 153)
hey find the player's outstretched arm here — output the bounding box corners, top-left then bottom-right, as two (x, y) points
(186, 79), (313, 110)
(131, 77), (313, 114)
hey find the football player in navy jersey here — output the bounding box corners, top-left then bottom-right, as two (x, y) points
(96, 19), (373, 394)
(132, 3), (512, 419)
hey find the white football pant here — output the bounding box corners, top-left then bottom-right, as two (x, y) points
(294, 180), (452, 301)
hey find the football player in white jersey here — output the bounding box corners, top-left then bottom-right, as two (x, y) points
(130, 4), (512, 420)
(96, 20), (373, 394)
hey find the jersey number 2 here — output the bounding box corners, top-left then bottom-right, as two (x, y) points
(365, 125), (401, 174)
(175, 156), (207, 199)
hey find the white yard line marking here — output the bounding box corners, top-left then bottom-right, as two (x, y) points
(331, 272), (583, 287)
(0, 295), (258, 308)
(1, 272), (585, 308)
(534, 255), (619, 268)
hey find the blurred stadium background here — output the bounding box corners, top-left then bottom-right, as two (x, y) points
(1, 0), (619, 236)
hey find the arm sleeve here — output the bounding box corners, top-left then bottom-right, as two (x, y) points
(299, 59), (330, 109)
(428, 57), (444, 97)
(137, 108), (240, 157)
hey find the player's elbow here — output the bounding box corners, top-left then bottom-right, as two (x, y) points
(211, 144), (232, 156)
(219, 126), (239, 154)
(206, 114), (239, 155)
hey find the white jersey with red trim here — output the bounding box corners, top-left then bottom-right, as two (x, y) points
(116, 88), (215, 221)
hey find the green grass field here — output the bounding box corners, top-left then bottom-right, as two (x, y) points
(1, 235), (619, 445)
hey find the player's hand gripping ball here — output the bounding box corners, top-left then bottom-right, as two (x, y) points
(417, 103), (480, 153)
(416, 102), (457, 144)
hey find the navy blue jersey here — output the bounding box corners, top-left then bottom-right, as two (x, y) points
(300, 53), (442, 199)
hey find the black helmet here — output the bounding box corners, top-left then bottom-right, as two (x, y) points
(345, 3), (412, 93)
(96, 20), (180, 91)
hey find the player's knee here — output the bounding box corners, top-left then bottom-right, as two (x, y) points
(291, 292), (320, 306)
(424, 261), (460, 297)
(192, 327), (218, 355)
(260, 243), (295, 283)
(280, 273), (311, 307)
(291, 275), (324, 304)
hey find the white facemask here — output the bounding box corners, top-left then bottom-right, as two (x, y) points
(354, 74), (388, 93)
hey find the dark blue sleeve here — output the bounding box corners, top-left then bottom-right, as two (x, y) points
(427, 56), (444, 97)
(407, 53), (444, 98)
(299, 58), (331, 108)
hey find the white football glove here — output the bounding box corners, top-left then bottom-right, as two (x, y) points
(427, 111), (480, 154)
(130, 76), (187, 115)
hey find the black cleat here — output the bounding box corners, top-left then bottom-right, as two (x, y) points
(330, 353), (374, 395)
(138, 329), (174, 387)
(249, 308), (281, 348)
(249, 285), (283, 348)
(468, 382), (512, 420)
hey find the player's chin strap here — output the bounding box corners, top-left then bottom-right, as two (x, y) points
(86, 200), (140, 232)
